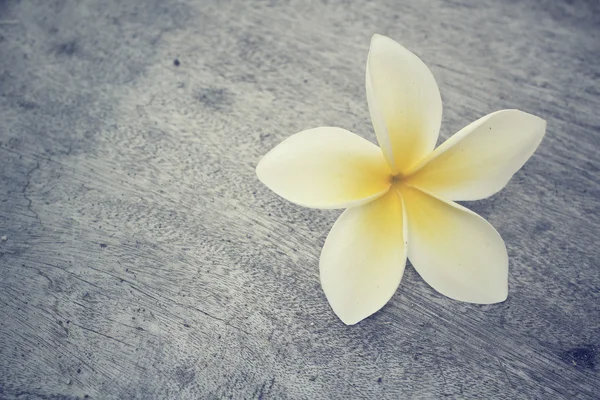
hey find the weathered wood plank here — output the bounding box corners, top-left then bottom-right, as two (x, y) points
(1, 0), (599, 399)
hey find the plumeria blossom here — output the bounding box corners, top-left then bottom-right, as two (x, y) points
(256, 34), (546, 325)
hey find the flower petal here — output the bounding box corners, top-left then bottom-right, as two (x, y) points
(400, 185), (508, 304)
(320, 191), (406, 325)
(256, 127), (391, 209)
(404, 110), (546, 201)
(366, 34), (442, 173)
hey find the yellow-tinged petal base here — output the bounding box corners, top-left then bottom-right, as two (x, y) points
(256, 127), (391, 209)
(367, 34), (443, 173)
(400, 185), (508, 304)
(404, 110), (546, 201)
(320, 190), (406, 325)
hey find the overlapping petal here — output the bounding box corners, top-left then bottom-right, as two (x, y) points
(404, 110), (546, 201)
(366, 34), (443, 173)
(256, 127), (391, 209)
(320, 191), (406, 325)
(400, 185), (508, 304)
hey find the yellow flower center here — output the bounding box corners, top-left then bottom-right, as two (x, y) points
(389, 173), (407, 191)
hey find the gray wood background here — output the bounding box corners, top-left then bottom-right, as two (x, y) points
(1, 0), (599, 398)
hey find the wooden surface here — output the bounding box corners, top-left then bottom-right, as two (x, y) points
(1, 0), (599, 399)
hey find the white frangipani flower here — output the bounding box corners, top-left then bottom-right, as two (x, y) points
(256, 34), (546, 325)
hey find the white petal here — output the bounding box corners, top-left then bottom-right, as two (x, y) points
(256, 127), (391, 209)
(405, 110), (546, 201)
(366, 34), (442, 173)
(320, 191), (406, 325)
(401, 185), (508, 304)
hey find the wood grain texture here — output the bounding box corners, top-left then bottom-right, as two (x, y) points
(0, 0), (599, 398)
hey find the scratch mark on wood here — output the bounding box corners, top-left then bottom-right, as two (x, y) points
(69, 322), (134, 348)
